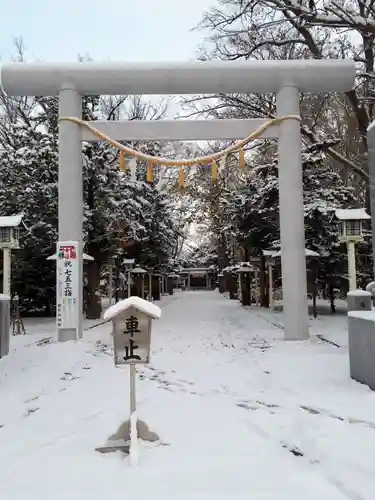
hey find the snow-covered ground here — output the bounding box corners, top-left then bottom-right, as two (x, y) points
(1, 290), (375, 499)
(241, 297), (349, 347)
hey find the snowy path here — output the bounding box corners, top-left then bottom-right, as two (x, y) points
(1, 291), (375, 499)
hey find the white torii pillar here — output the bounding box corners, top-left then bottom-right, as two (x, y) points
(58, 86), (83, 341)
(0, 60), (355, 341)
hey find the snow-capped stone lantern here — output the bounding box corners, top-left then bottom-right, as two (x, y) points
(131, 266), (147, 298)
(158, 267), (168, 296)
(123, 258), (135, 270)
(0, 214), (23, 250)
(123, 258), (135, 297)
(145, 267), (155, 301)
(336, 208), (370, 243)
(167, 272), (178, 295)
(105, 255), (117, 306)
(335, 208), (370, 291)
(236, 263), (252, 306)
(0, 214), (23, 297)
(263, 248), (319, 310)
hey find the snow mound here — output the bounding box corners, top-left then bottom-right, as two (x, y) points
(347, 290), (371, 297)
(348, 310), (375, 320)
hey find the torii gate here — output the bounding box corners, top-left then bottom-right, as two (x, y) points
(0, 60), (355, 342)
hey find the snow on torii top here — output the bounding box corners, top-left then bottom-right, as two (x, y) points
(104, 296), (162, 321)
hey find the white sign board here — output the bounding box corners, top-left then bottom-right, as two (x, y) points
(56, 241), (79, 329)
(113, 308), (152, 365)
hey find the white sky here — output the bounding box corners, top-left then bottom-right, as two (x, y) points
(0, 0), (213, 62)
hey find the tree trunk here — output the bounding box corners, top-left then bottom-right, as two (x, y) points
(114, 265), (120, 303)
(240, 272), (251, 306)
(218, 232), (229, 270)
(259, 254), (269, 307)
(167, 277), (174, 295)
(152, 275), (161, 300)
(312, 260), (318, 318)
(228, 274), (237, 299)
(43, 297), (52, 317)
(86, 260), (102, 319)
(328, 282), (336, 314)
(219, 275), (225, 293)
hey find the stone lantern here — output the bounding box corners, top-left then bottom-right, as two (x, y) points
(336, 208), (370, 242)
(151, 270), (161, 301)
(159, 267), (168, 296)
(0, 214), (23, 297)
(167, 272), (178, 295)
(123, 258), (135, 298)
(131, 266), (147, 298)
(145, 267), (154, 301)
(264, 248), (319, 311)
(236, 264), (252, 306)
(105, 255), (117, 306)
(0, 214), (22, 249)
(335, 208), (370, 291)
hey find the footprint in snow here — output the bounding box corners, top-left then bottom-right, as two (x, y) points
(237, 402), (259, 411)
(24, 395), (41, 403)
(281, 442), (304, 457)
(60, 372), (79, 381)
(25, 407), (39, 417)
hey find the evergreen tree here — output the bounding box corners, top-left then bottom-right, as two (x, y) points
(0, 125), (58, 313)
(229, 142), (360, 295)
(0, 96), (180, 315)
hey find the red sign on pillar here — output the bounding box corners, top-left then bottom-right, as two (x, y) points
(56, 241), (80, 331)
(58, 245), (77, 259)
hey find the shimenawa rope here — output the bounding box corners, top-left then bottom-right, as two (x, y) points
(60, 115), (300, 166)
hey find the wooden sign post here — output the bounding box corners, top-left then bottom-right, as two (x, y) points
(103, 296), (161, 464)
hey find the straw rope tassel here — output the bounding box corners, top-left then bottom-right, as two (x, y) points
(239, 148), (245, 169)
(119, 151), (126, 172)
(146, 160), (153, 183)
(178, 168), (185, 189)
(211, 159), (218, 184)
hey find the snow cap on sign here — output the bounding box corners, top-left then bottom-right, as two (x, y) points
(104, 296), (161, 321)
(46, 252), (94, 261)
